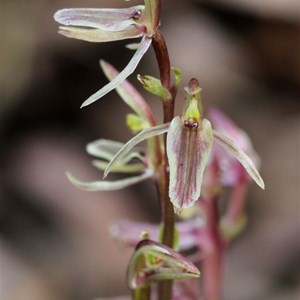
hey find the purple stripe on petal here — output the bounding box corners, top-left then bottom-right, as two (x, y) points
(54, 6), (145, 31)
(167, 117), (213, 211)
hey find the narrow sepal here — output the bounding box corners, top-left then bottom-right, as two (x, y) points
(92, 160), (145, 174)
(86, 139), (143, 163)
(66, 170), (152, 192)
(54, 6), (145, 31)
(104, 123), (170, 178)
(167, 117), (213, 211)
(100, 60), (156, 125)
(57, 26), (143, 43)
(213, 130), (265, 189)
(127, 240), (200, 289)
(81, 36), (152, 107)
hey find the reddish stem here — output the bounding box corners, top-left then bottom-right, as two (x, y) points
(152, 29), (175, 300)
(201, 198), (225, 300)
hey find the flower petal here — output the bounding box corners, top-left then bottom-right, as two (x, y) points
(81, 36), (152, 107)
(66, 170), (152, 192)
(167, 117), (214, 211)
(92, 160), (145, 174)
(58, 26), (143, 43)
(100, 60), (156, 125)
(54, 6), (145, 31)
(213, 130), (265, 189)
(86, 138), (143, 162)
(104, 122), (170, 178)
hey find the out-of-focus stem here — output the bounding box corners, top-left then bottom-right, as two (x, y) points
(202, 198), (225, 300)
(133, 286), (151, 300)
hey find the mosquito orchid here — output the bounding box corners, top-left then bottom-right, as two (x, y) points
(104, 78), (265, 212)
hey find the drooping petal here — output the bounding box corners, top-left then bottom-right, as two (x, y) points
(66, 170), (152, 192)
(100, 60), (156, 125)
(58, 26), (143, 43)
(81, 36), (152, 107)
(104, 122), (170, 178)
(92, 160), (145, 174)
(167, 117), (214, 211)
(54, 6), (145, 31)
(128, 240), (200, 289)
(213, 130), (265, 189)
(86, 139), (143, 162)
(208, 108), (260, 186)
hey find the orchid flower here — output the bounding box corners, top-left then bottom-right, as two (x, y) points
(66, 61), (157, 191)
(104, 78), (265, 212)
(54, 0), (160, 107)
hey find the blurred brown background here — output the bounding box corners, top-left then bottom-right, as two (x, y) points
(0, 0), (299, 299)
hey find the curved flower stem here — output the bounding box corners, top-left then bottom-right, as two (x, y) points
(152, 29), (175, 300)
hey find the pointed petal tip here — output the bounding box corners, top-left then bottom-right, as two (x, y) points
(257, 177), (265, 190)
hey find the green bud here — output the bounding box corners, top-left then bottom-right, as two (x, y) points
(126, 113), (145, 133)
(138, 74), (172, 101)
(171, 67), (182, 88)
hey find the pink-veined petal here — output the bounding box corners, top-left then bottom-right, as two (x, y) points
(54, 6), (145, 31)
(167, 117), (213, 211)
(213, 130), (265, 189)
(66, 170), (152, 192)
(57, 26), (143, 43)
(104, 122), (170, 178)
(100, 60), (156, 125)
(81, 36), (152, 108)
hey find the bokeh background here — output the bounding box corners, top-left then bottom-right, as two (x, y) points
(1, 0), (299, 299)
